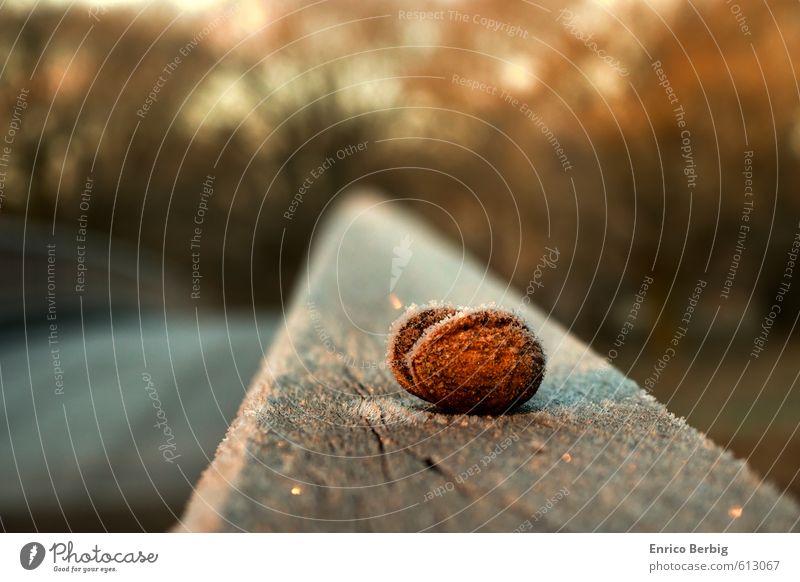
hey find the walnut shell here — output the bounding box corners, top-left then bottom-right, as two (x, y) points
(388, 304), (545, 414)
(387, 303), (458, 398)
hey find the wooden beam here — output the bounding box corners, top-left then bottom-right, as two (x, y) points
(177, 192), (799, 532)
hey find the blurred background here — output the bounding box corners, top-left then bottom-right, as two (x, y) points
(1, 0), (799, 531)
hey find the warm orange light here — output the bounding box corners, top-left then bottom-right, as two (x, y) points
(290, 486), (302, 496)
(562, 453), (572, 463)
(728, 505), (743, 519)
(389, 293), (403, 310)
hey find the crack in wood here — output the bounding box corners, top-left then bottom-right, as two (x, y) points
(343, 367), (395, 485)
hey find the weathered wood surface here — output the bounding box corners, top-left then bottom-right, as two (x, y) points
(178, 193), (800, 532)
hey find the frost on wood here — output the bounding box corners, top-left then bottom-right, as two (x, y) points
(177, 194), (800, 533)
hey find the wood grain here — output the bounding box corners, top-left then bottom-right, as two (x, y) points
(177, 193), (800, 532)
